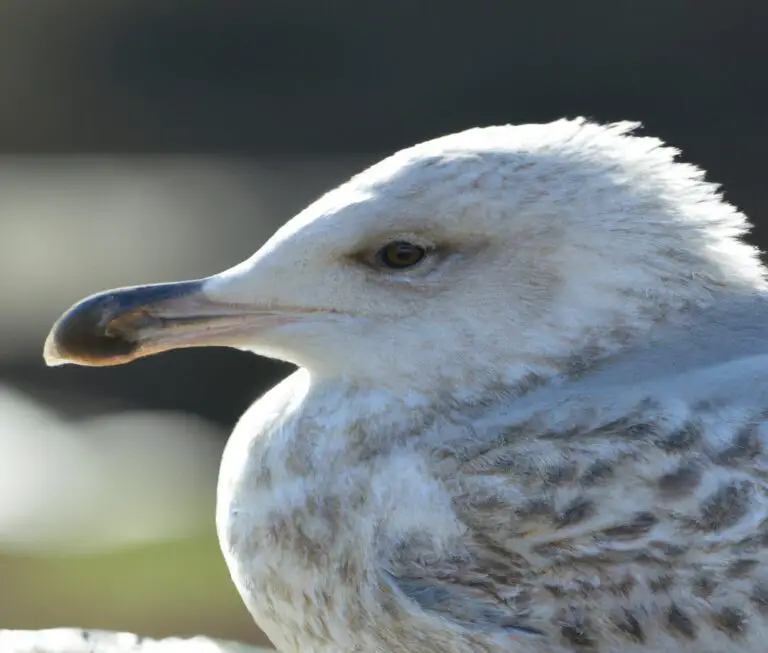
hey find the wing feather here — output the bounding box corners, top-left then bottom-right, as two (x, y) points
(384, 343), (768, 647)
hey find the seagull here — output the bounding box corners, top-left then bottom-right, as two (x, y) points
(44, 118), (768, 653)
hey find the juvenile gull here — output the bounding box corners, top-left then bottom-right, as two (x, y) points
(45, 119), (768, 653)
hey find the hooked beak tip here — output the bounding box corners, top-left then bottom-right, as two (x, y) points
(43, 295), (143, 367)
(43, 281), (205, 368)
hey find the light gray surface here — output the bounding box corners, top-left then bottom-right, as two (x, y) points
(0, 629), (273, 653)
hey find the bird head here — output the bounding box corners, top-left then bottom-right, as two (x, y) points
(44, 119), (765, 392)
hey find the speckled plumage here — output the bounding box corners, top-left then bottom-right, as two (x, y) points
(218, 299), (768, 653)
(46, 119), (768, 653)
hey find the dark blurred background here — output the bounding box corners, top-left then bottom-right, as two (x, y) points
(1, 0), (766, 647)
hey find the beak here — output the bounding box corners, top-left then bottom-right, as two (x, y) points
(43, 279), (298, 367)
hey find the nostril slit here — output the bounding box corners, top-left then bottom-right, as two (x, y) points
(106, 307), (154, 339)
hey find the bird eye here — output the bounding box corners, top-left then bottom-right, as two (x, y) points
(374, 241), (427, 269)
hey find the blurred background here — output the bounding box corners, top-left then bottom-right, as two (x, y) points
(1, 0), (766, 647)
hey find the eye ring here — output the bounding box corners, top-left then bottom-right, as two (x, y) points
(374, 241), (428, 269)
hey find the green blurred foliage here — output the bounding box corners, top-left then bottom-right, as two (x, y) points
(0, 532), (270, 647)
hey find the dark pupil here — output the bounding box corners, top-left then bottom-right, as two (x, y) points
(384, 242), (423, 267)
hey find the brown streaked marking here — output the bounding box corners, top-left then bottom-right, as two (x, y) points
(581, 459), (615, 486)
(712, 607), (747, 638)
(660, 423), (701, 451)
(698, 481), (751, 532)
(692, 573), (717, 598)
(613, 608), (645, 643)
(716, 423), (762, 465)
(337, 556), (359, 585)
(667, 604), (697, 639)
(593, 417), (650, 439)
(554, 497), (596, 529)
(726, 558), (760, 578)
(559, 608), (596, 650)
(750, 581), (768, 614)
(599, 511), (658, 540)
(649, 574), (674, 593)
(531, 538), (574, 558)
(256, 465), (273, 489)
(545, 461), (579, 485)
(648, 540), (689, 558)
(611, 575), (637, 597)
(657, 463), (701, 497)
(517, 496), (554, 519)
(543, 582), (566, 597)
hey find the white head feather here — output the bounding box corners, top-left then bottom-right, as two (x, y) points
(202, 118), (764, 391)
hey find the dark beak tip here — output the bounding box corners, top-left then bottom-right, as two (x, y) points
(42, 291), (142, 367)
(42, 280), (207, 367)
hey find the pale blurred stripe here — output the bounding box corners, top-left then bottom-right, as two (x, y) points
(0, 629), (273, 652)
(0, 384), (223, 553)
